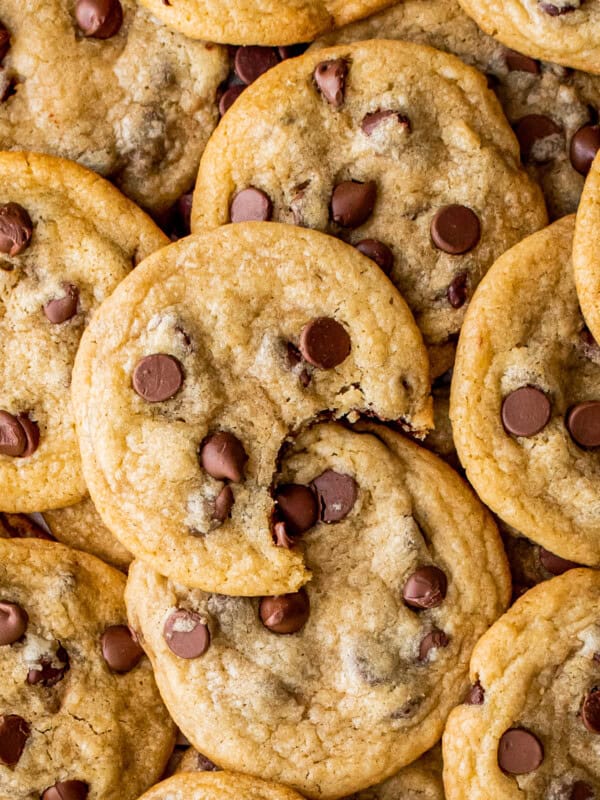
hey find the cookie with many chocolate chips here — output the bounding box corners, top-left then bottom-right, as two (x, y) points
(312, 0), (600, 220)
(126, 422), (509, 798)
(136, 772), (306, 800)
(0, 151), (167, 513)
(574, 152), (600, 342)
(191, 40), (547, 360)
(443, 569), (600, 798)
(72, 222), (433, 596)
(44, 496), (132, 571)
(457, 0), (600, 74)
(0, 537), (175, 800)
(135, 0), (396, 46)
(0, 1), (228, 213)
(451, 215), (600, 566)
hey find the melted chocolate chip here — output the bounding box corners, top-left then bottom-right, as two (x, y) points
(418, 629), (449, 661)
(75, 0), (123, 38)
(274, 484), (318, 536)
(431, 205), (480, 255)
(501, 387), (551, 437)
(200, 432), (248, 482)
(0, 412), (39, 458)
(0, 202), (33, 256)
(465, 681), (485, 705)
(570, 782), (595, 800)
(43, 284), (79, 324)
(331, 181), (377, 228)
(355, 239), (394, 275)
(259, 590), (309, 634)
(230, 187), (273, 223)
(101, 626), (144, 673)
(0, 601), (28, 645)
(498, 728), (544, 774)
(514, 114), (562, 163)
(582, 687), (600, 733)
(504, 49), (540, 73)
(42, 780), (89, 800)
(27, 645), (70, 687)
(314, 59), (347, 108)
(447, 272), (468, 308)
(213, 485), (234, 522)
(0, 714), (30, 766)
(311, 470), (358, 523)
(402, 566), (448, 610)
(361, 110), (410, 136)
(163, 609), (210, 658)
(132, 354), (184, 402)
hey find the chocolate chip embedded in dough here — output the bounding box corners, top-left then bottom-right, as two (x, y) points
(163, 609), (210, 659)
(314, 59), (348, 108)
(75, 0), (123, 38)
(501, 387), (551, 437)
(0, 601), (28, 645)
(200, 432), (248, 483)
(299, 317), (351, 370)
(402, 566), (448, 610)
(498, 728), (544, 774)
(259, 590), (309, 634)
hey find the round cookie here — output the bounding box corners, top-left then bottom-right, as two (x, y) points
(0, 1), (229, 213)
(44, 496), (132, 571)
(574, 151), (600, 342)
(136, 772), (306, 800)
(457, 0), (600, 74)
(72, 222), (433, 596)
(0, 537), (175, 800)
(135, 0), (396, 46)
(451, 215), (600, 566)
(443, 569), (600, 798)
(125, 422), (510, 799)
(312, 0), (600, 220)
(0, 151), (168, 513)
(191, 40), (547, 355)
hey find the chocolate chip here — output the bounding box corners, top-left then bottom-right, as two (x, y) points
(514, 114), (562, 163)
(101, 626), (143, 673)
(538, 1), (578, 14)
(213, 485), (234, 522)
(0, 202), (33, 256)
(234, 46), (280, 85)
(0, 513), (54, 541)
(361, 110), (410, 136)
(75, 0), (123, 38)
(314, 59), (347, 108)
(43, 284), (79, 324)
(0, 25), (10, 63)
(447, 272), (468, 308)
(430, 205), (480, 255)
(571, 782), (595, 800)
(0, 601), (28, 645)
(42, 780), (89, 800)
(219, 84), (245, 116)
(403, 566), (448, 610)
(299, 317), (351, 369)
(196, 753), (219, 771)
(331, 180), (376, 228)
(355, 239), (393, 275)
(163, 609), (210, 658)
(0, 412), (39, 458)
(272, 521), (294, 549)
(18, 415), (39, 458)
(200, 432), (248, 482)
(504, 49), (540, 73)
(277, 44), (309, 60)
(132, 354), (184, 402)
(539, 547), (581, 575)
(259, 590), (309, 634)
(311, 470), (358, 523)
(230, 187), (273, 223)
(27, 645), (70, 687)
(570, 125), (600, 175)
(501, 387), (551, 437)
(582, 688), (600, 733)
(498, 728), (544, 774)
(275, 484), (318, 536)
(0, 714), (29, 766)
(418, 629), (449, 661)
(465, 681), (485, 705)
(567, 401), (600, 448)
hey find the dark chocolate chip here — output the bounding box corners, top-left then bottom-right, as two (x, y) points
(570, 782), (595, 800)
(514, 114), (562, 163)
(259, 590), (309, 634)
(582, 687), (600, 733)
(43, 284), (79, 324)
(213, 485), (234, 522)
(42, 780), (89, 800)
(275, 484), (318, 535)
(447, 272), (468, 308)
(75, 0), (123, 38)
(418, 629), (449, 661)
(331, 180), (376, 228)
(0, 202), (33, 256)
(361, 110), (410, 136)
(539, 547), (581, 575)
(27, 645), (70, 687)
(504, 49), (540, 73)
(501, 386), (551, 437)
(219, 84), (245, 116)
(465, 681), (485, 705)
(230, 187), (273, 223)
(402, 566), (448, 610)
(0, 714), (30, 766)
(498, 728), (544, 774)
(355, 239), (393, 275)
(234, 46), (279, 85)
(570, 125), (600, 176)
(101, 626), (143, 673)
(163, 609), (210, 658)
(132, 354), (184, 402)
(299, 317), (351, 369)
(0, 601), (28, 645)
(567, 401), (600, 448)
(431, 205), (481, 255)
(311, 470), (358, 523)
(314, 59), (347, 108)
(200, 432), (248, 482)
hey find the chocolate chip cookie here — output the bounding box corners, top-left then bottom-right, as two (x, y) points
(44, 496), (132, 571)
(125, 422), (510, 798)
(0, 537), (175, 800)
(443, 568), (600, 798)
(574, 152), (600, 343)
(312, 0), (600, 220)
(457, 0), (600, 74)
(451, 215), (600, 566)
(0, 1), (229, 213)
(135, 0), (396, 46)
(136, 772), (306, 800)
(72, 222), (433, 596)
(191, 40), (547, 359)
(0, 151), (167, 513)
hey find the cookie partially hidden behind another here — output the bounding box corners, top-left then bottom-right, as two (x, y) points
(574, 151), (600, 343)
(136, 772), (306, 800)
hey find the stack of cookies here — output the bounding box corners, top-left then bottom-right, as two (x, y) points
(1, 2), (600, 799)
